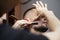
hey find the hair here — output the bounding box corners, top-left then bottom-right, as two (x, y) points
(0, 0), (19, 17)
(23, 7), (36, 19)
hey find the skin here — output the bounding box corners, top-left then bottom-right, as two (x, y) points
(0, 13), (7, 24)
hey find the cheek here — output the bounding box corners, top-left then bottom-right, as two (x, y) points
(42, 21), (47, 26)
(40, 20), (47, 26)
(41, 23), (47, 27)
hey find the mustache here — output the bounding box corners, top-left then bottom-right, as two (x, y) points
(34, 26), (48, 32)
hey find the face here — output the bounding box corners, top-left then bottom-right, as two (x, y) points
(32, 16), (48, 32)
(24, 8), (48, 32)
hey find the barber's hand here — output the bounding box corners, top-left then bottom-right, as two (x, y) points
(32, 1), (54, 21)
(12, 20), (32, 29)
(1, 13), (6, 20)
(32, 1), (48, 21)
(33, 1), (48, 15)
(0, 13), (6, 24)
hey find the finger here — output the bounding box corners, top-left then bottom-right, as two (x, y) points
(45, 3), (47, 8)
(39, 1), (44, 7)
(33, 3), (41, 8)
(36, 1), (41, 7)
(32, 4), (38, 7)
(1, 13), (6, 20)
(26, 18), (31, 22)
(32, 4), (40, 10)
(18, 20), (28, 24)
(22, 24), (28, 28)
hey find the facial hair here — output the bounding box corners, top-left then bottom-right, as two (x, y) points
(34, 26), (48, 32)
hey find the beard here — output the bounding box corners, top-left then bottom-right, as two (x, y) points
(34, 26), (48, 32)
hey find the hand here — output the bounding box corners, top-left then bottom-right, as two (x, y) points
(33, 1), (48, 15)
(12, 20), (33, 29)
(1, 13), (6, 20)
(32, 1), (54, 20)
